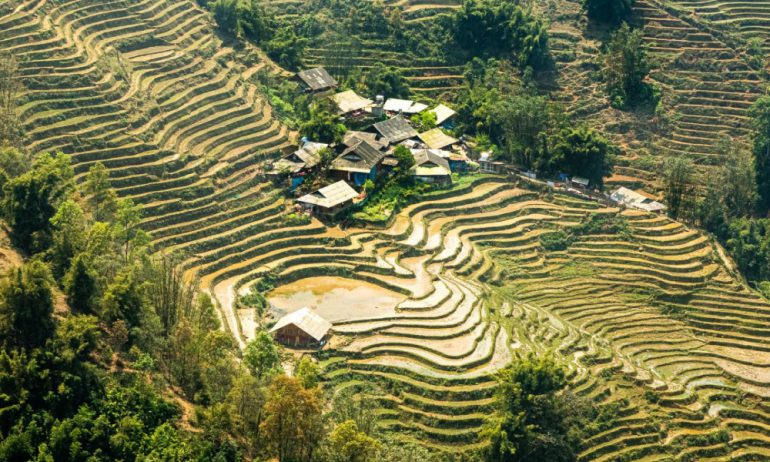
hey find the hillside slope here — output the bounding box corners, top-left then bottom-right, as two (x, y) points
(4, 0), (770, 459)
(0, 0), (305, 343)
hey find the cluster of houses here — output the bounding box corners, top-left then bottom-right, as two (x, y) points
(268, 67), (471, 218)
(264, 71), (673, 350)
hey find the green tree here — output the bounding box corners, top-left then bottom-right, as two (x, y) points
(392, 144), (415, 174)
(102, 267), (146, 330)
(361, 63), (410, 98)
(261, 375), (324, 462)
(549, 126), (615, 187)
(223, 374), (266, 456)
(165, 294), (228, 401)
(749, 94), (770, 213)
(452, 0), (549, 68)
(49, 199), (87, 278)
(483, 354), (580, 462)
(662, 156), (696, 221)
(240, 0), (272, 43)
(324, 420), (381, 462)
(696, 178), (728, 237)
(243, 330), (282, 380)
(718, 140), (758, 218)
(491, 92), (554, 168)
(410, 110), (437, 132)
(583, 0), (633, 25)
(213, 0), (241, 37)
(0, 145), (28, 190)
(300, 102), (347, 144)
(112, 198), (150, 264)
(148, 253), (196, 335)
(63, 254), (98, 313)
(725, 218), (770, 282)
(84, 162), (118, 222)
(0, 261), (55, 349)
(265, 27), (307, 70)
(602, 23), (652, 108)
(3, 152), (74, 253)
(296, 356), (320, 389)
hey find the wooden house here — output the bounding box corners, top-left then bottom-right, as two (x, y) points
(270, 307), (332, 348)
(330, 136), (386, 186)
(296, 67), (338, 93)
(418, 128), (458, 150)
(296, 180), (359, 217)
(373, 116), (418, 145)
(331, 90), (372, 116)
(410, 149), (452, 185)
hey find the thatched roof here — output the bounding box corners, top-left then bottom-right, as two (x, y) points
(332, 90), (372, 114)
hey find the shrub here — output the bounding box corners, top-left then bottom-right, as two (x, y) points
(540, 230), (575, 251)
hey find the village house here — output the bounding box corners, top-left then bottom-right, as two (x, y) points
(410, 149), (452, 185)
(268, 141), (328, 189)
(435, 149), (469, 172)
(610, 187), (667, 213)
(296, 180), (359, 217)
(330, 136), (387, 186)
(570, 176), (591, 189)
(383, 98), (428, 115)
(478, 151), (508, 174)
(373, 116), (418, 145)
(295, 67), (338, 93)
(429, 103), (456, 127)
(269, 307), (332, 348)
(331, 89), (372, 116)
(418, 127), (459, 150)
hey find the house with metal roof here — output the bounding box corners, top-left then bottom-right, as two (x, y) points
(383, 98), (428, 115)
(270, 307), (332, 347)
(410, 149), (452, 185)
(268, 141), (328, 189)
(418, 127), (458, 150)
(296, 180), (359, 216)
(430, 103), (456, 126)
(330, 137), (386, 185)
(373, 116), (418, 144)
(296, 67), (338, 93)
(610, 187), (667, 213)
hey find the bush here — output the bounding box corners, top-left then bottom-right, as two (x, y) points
(583, 0), (633, 25)
(540, 230), (575, 251)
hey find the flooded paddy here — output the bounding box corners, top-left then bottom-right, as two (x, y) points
(268, 276), (407, 322)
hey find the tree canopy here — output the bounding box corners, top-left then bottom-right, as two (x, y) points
(451, 0), (549, 68)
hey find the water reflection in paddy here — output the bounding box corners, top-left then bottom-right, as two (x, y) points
(267, 276), (407, 322)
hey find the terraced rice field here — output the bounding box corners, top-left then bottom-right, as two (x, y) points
(537, 0), (767, 190)
(204, 171), (770, 457)
(1, 0), (296, 343)
(265, 0), (465, 97)
(667, 0), (770, 54)
(6, 0), (770, 458)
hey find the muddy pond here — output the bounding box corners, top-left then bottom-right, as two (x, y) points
(267, 276), (407, 322)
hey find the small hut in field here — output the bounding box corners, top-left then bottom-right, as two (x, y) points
(269, 307), (332, 348)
